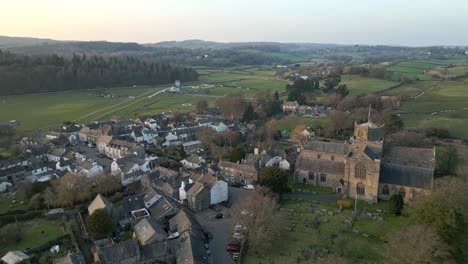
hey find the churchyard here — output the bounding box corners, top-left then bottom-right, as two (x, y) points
(243, 198), (408, 264)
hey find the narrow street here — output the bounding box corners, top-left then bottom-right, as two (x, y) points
(195, 187), (253, 264)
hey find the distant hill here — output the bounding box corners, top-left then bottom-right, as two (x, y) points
(0, 35), (60, 47)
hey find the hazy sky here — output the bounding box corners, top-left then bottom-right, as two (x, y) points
(1, 0), (467, 46)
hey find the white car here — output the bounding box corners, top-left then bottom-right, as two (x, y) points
(243, 184), (255, 190)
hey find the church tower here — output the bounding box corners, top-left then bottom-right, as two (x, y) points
(353, 105), (384, 144)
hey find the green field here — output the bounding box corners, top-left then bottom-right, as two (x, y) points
(0, 219), (65, 255)
(268, 116), (329, 132)
(402, 81), (468, 113)
(382, 81), (439, 97)
(0, 66), (291, 134)
(341, 75), (398, 95)
(385, 59), (467, 81)
(243, 198), (406, 264)
(402, 113), (468, 139)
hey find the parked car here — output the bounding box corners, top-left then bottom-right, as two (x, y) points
(243, 184), (255, 190)
(233, 232), (244, 240)
(97, 153), (106, 158)
(215, 213), (224, 219)
(229, 240), (241, 246)
(226, 244), (241, 253)
(234, 224), (246, 232)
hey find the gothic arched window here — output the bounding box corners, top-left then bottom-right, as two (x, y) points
(356, 183), (365, 195)
(355, 163), (366, 179)
(382, 185), (389, 195)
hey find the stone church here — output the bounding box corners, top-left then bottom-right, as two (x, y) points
(295, 114), (435, 203)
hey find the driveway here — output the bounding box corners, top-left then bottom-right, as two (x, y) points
(196, 187), (253, 264)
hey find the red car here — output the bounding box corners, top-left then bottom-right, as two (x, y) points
(226, 244), (241, 253)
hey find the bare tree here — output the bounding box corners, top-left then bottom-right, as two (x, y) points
(93, 173), (121, 195)
(384, 225), (455, 264)
(196, 99), (208, 113)
(290, 124), (308, 147)
(230, 187), (284, 252)
(219, 94), (247, 121)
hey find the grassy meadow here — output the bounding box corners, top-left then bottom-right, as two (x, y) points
(341, 75), (398, 95)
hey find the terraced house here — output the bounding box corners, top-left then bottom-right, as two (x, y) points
(295, 115), (435, 203)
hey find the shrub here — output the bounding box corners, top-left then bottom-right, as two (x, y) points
(336, 200), (352, 209)
(389, 194), (404, 215)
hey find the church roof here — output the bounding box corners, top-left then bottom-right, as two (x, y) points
(304, 141), (349, 155)
(382, 145), (435, 169)
(380, 163), (433, 189)
(296, 155), (345, 175)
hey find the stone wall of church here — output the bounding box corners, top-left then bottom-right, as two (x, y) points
(295, 169), (344, 191)
(378, 183), (430, 203)
(344, 158), (381, 203)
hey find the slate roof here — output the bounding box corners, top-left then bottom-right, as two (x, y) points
(148, 195), (177, 220)
(382, 145), (435, 169)
(123, 194), (146, 216)
(186, 182), (207, 197)
(218, 161), (258, 174)
(190, 173), (217, 188)
(98, 135), (113, 144)
(304, 141), (349, 155)
(183, 154), (203, 165)
(97, 239), (140, 264)
(169, 209), (204, 236)
(177, 233), (209, 264)
(380, 163), (433, 189)
(296, 155), (345, 175)
(134, 218), (167, 244)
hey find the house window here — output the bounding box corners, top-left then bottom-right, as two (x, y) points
(317, 154), (321, 159)
(355, 163), (366, 179)
(399, 187), (406, 198)
(320, 174), (326, 182)
(331, 156), (335, 161)
(382, 185), (389, 195)
(356, 183), (365, 195)
(308, 172), (314, 180)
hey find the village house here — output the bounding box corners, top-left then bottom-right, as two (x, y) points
(294, 114), (435, 203)
(181, 154), (206, 170)
(282, 101), (300, 112)
(186, 181), (211, 212)
(133, 218), (167, 245)
(190, 173), (228, 205)
(79, 124), (112, 144)
(55, 253), (86, 264)
(111, 154), (153, 185)
(75, 159), (103, 177)
(131, 127), (156, 144)
(218, 160), (258, 185)
(182, 140), (202, 154)
(98, 137), (144, 160)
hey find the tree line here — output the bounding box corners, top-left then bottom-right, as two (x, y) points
(0, 49), (199, 96)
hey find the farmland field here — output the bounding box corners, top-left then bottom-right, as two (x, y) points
(341, 75), (398, 95)
(401, 113), (468, 139)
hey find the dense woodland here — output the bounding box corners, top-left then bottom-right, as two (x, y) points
(0, 49), (199, 96)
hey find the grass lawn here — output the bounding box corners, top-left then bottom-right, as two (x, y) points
(341, 75), (398, 95)
(0, 219), (65, 255)
(0, 196), (28, 213)
(268, 116), (329, 132)
(242, 198), (406, 264)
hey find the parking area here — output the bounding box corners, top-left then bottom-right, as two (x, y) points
(195, 186), (253, 264)
(71, 144), (113, 172)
